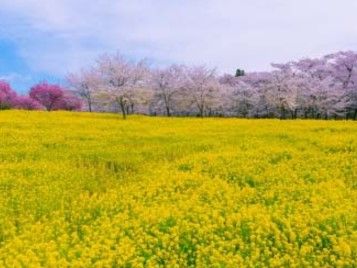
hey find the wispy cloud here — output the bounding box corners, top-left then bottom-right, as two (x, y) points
(0, 72), (31, 82)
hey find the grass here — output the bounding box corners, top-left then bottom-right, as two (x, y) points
(0, 110), (356, 267)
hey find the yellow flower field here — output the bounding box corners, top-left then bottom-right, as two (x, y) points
(0, 111), (356, 267)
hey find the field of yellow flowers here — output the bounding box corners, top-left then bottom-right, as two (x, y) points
(0, 111), (356, 267)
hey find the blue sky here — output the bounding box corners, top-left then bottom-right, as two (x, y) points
(1, 0), (357, 92)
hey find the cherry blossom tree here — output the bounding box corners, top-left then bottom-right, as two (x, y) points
(231, 80), (259, 118)
(0, 80), (17, 110)
(241, 72), (272, 118)
(29, 82), (81, 111)
(13, 96), (43, 110)
(29, 82), (64, 111)
(185, 66), (220, 117)
(219, 74), (258, 117)
(95, 53), (150, 119)
(53, 90), (82, 111)
(150, 64), (187, 116)
(325, 51), (357, 119)
(67, 68), (101, 112)
(264, 63), (301, 119)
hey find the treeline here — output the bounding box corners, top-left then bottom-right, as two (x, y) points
(0, 81), (81, 111)
(1, 51), (356, 119)
(68, 51), (357, 119)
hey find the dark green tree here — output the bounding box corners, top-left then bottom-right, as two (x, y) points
(235, 69), (245, 77)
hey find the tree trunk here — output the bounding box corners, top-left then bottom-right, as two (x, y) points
(88, 99), (92, 112)
(198, 105), (204, 117)
(279, 105), (286, 119)
(118, 98), (127, 119)
(166, 106), (171, 117)
(121, 106), (127, 119)
(312, 109), (316, 119)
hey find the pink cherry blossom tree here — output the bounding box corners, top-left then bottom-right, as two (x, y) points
(0, 80), (17, 110)
(13, 96), (43, 110)
(29, 82), (64, 111)
(67, 68), (101, 112)
(95, 53), (150, 118)
(185, 66), (221, 117)
(325, 51), (357, 119)
(53, 90), (82, 111)
(29, 82), (81, 111)
(150, 64), (187, 116)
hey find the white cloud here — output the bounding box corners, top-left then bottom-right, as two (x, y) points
(0, 0), (356, 75)
(0, 72), (31, 82)
(0, 72), (34, 92)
